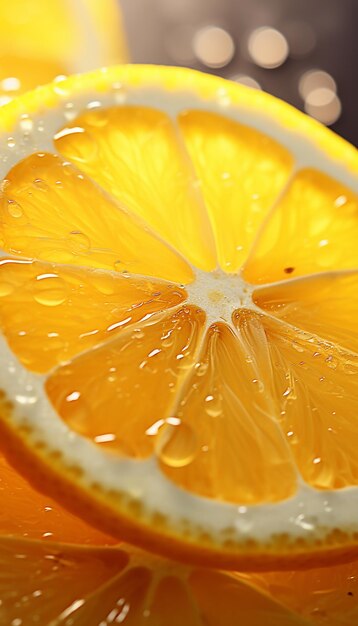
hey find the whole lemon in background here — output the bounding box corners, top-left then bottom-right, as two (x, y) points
(0, 0), (128, 103)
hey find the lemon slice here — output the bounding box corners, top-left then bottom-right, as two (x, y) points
(0, 0), (128, 102)
(1, 451), (356, 625)
(1, 536), (311, 625)
(0, 66), (357, 570)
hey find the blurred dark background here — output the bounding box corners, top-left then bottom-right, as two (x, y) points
(121, 0), (358, 147)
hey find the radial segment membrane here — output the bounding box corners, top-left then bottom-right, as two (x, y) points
(0, 539), (128, 625)
(54, 106), (217, 271)
(189, 570), (308, 626)
(0, 258), (186, 373)
(178, 110), (293, 272)
(57, 566), (152, 626)
(159, 320), (296, 504)
(0, 259), (186, 372)
(243, 169), (358, 284)
(253, 271), (358, 354)
(246, 558), (358, 626)
(141, 576), (201, 626)
(0, 153), (192, 283)
(0, 538), (307, 626)
(233, 311), (358, 490)
(0, 453), (114, 544)
(46, 306), (205, 457)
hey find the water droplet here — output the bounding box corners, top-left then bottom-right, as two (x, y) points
(292, 341), (304, 353)
(59, 391), (89, 435)
(161, 331), (174, 348)
(334, 195), (347, 208)
(252, 378), (264, 392)
(85, 108), (108, 128)
(67, 231), (90, 255)
(157, 421), (198, 468)
(325, 355), (338, 370)
(132, 328), (144, 340)
(148, 348), (161, 358)
(204, 393), (222, 417)
(282, 386), (296, 399)
(64, 102), (78, 121)
(20, 117), (33, 133)
(294, 513), (315, 531)
(195, 361), (208, 376)
(7, 137), (15, 148)
(86, 100), (102, 110)
(94, 433), (116, 444)
(113, 84), (127, 104)
(33, 274), (67, 306)
(7, 200), (23, 218)
(54, 127), (97, 162)
(1, 76), (21, 92)
(15, 394), (37, 405)
(91, 271), (117, 295)
(53, 75), (69, 96)
(318, 238), (329, 247)
(32, 178), (49, 192)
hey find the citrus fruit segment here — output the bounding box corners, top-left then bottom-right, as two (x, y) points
(160, 319), (297, 503)
(46, 306), (205, 456)
(178, 109), (293, 272)
(0, 258), (186, 373)
(0, 66), (357, 570)
(253, 270), (358, 354)
(0, 537), (309, 625)
(54, 106), (217, 270)
(248, 560), (358, 625)
(242, 313), (358, 491)
(0, 538), (127, 625)
(243, 169), (358, 284)
(0, 153), (192, 282)
(0, 258), (186, 372)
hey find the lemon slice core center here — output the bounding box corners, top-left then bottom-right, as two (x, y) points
(186, 269), (254, 324)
